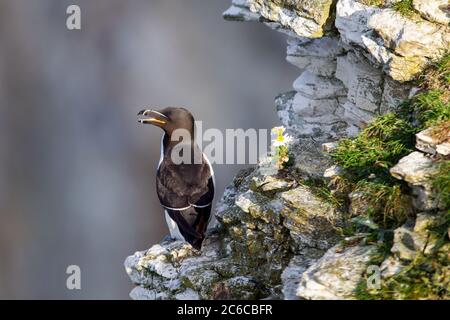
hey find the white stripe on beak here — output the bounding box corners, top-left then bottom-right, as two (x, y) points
(145, 110), (169, 119)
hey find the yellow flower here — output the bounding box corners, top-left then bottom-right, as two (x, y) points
(271, 126), (286, 137)
(273, 133), (293, 147)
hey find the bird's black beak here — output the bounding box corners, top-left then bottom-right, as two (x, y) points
(137, 109), (168, 126)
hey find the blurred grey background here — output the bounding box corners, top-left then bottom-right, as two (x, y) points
(0, 0), (297, 299)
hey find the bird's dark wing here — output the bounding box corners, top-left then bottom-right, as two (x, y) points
(156, 157), (213, 209)
(157, 147), (215, 250)
(165, 204), (212, 250)
(193, 176), (214, 207)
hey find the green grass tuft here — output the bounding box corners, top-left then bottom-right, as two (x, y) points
(356, 249), (449, 300)
(410, 91), (450, 129)
(330, 113), (417, 230)
(419, 53), (450, 95)
(353, 180), (412, 229)
(331, 113), (415, 181)
(433, 161), (450, 210)
(356, 209), (449, 300)
(436, 53), (450, 85)
(298, 177), (346, 208)
(392, 0), (416, 17)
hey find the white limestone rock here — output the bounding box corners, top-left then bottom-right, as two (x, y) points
(276, 91), (301, 129)
(297, 244), (377, 300)
(124, 245), (180, 288)
(391, 214), (444, 261)
(342, 101), (376, 127)
(380, 76), (412, 114)
(129, 287), (169, 300)
(126, 0), (450, 300)
(336, 52), (383, 113)
(368, 9), (449, 59)
(413, 0), (450, 25)
(436, 142), (450, 157)
(220, 276), (262, 299)
(289, 137), (336, 177)
(391, 223), (422, 261)
(247, 0), (336, 38)
(280, 186), (341, 250)
(293, 71), (347, 99)
(390, 151), (441, 210)
(223, 0), (261, 21)
(389, 55), (431, 83)
(362, 33), (429, 82)
(251, 173), (296, 194)
(335, 1), (449, 82)
(390, 151), (439, 185)
(277, 91), (349, 139)
(235, 189), (282, 224)
(346, 124), (361, 137)
(175, 288), (201, 300)
(281, 249), (325, 300)
(336, 0), (381, 46)
(286, 37), (344, 77)
(287, 37), (344, 59)
(281, 256), (306, 300)
(124, 233), (225, 300)
(322, 141), (339, 153)
(292, 92), (340, 117)
(323, 165), (343, 179)
(380, 256), (405, 278)
(361, 33), (390, 63)
(416, 125), (450, 156)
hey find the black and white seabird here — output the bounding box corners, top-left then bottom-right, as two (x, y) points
(137, 107), (215, 250)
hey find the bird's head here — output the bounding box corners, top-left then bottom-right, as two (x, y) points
(137, 107), (195, 137)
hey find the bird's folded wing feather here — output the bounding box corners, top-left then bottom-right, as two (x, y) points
(156, 160), (213, 209)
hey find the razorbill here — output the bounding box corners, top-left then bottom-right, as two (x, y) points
(137, 107), (215, 250)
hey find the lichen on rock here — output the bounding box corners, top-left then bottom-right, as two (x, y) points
(297, 243), (378, 300)
(225, 0), (337, 38)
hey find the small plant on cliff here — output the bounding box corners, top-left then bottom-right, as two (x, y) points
(357, 249), (449, 300)
(299, 176), (347, 208)
(433, 161), (450, 210)
(407, 90), (450, 129)
(329, 112), (418, 229)
(422, 53), (450, 91)
(353, 180), (412, 229)
(331, 113), (415, 181)
(271, 126), (294, 170)
(392, 0), (417, 18)
(408, 53), (450, 132)
(437, 54), (450, 86)
(412, 53), (450, 135)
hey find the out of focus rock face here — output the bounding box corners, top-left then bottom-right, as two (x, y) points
(125, 0), (449, 299)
